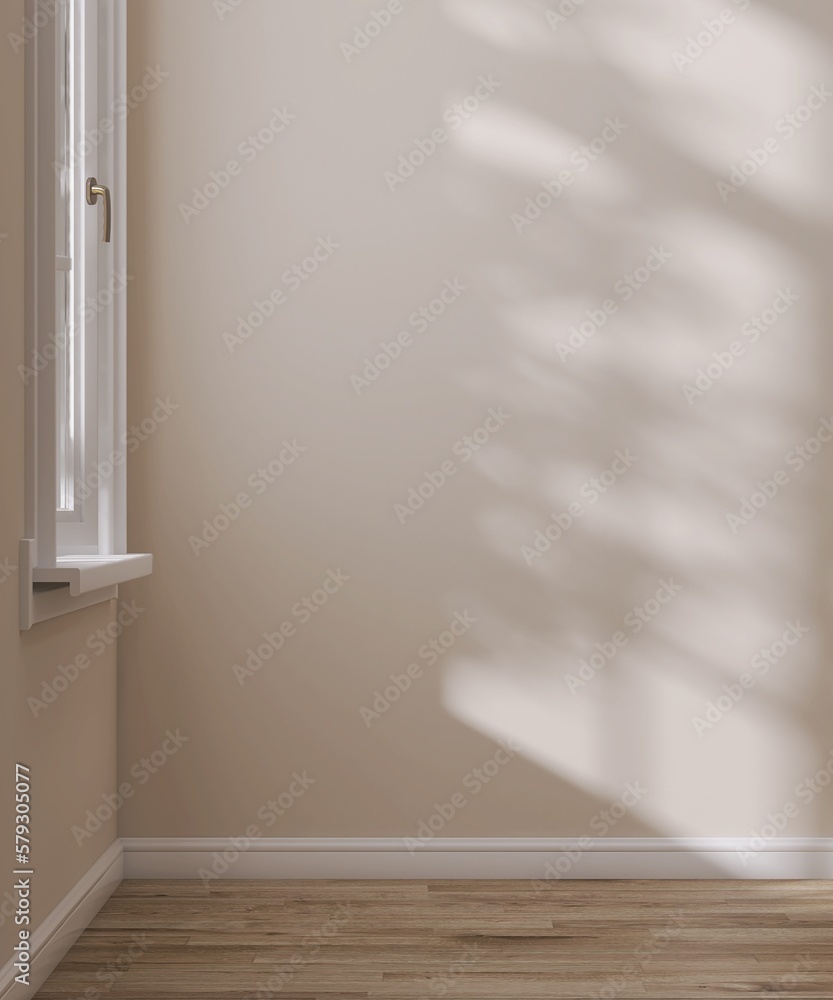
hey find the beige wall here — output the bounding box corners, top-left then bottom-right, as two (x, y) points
(0, 0), (120, 972)
(121, 0), (833, 842)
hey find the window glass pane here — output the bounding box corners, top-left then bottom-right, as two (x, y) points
(56, 0), (76, 513)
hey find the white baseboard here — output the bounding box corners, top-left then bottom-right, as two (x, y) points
(0, 840), (123, 1000)
(121, 837), (833, 880)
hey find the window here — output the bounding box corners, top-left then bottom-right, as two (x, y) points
(20, 0), (151, 630)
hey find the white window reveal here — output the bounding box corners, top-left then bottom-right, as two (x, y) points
(20, 0), (151, 629)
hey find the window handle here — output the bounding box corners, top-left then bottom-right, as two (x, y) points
(86, 177), (111, 244)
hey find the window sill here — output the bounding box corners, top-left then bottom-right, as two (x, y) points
(33, 553), (153, 596)
(19, 542), (152, 630)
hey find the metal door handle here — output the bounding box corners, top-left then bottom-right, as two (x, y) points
(86, 177), (111, 244)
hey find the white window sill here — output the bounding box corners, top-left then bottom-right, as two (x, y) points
(19, 542), (152, 630)
(33, 553), (153, 596)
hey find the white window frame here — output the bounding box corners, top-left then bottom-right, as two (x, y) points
(20, 0), (151, 630)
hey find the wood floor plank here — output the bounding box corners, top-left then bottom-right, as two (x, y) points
(35, 879), (833, 999)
